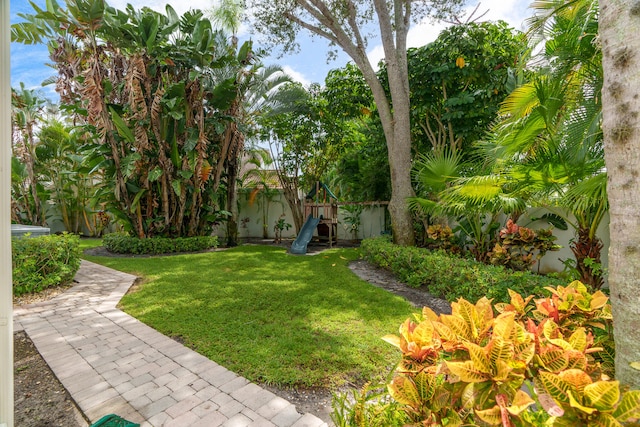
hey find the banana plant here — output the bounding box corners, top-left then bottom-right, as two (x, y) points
(13, 1), (245, 238)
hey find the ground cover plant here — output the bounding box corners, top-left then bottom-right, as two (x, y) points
(81, 243), (416, 388)
(12, 233), (80, 296)
(361, 237), (564, 303)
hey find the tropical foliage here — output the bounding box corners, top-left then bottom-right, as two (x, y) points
(11, 83), (47, 226)
(13, 0), (256, 238)
(406, 20), (528, 154)
(334, 282), (637, 426)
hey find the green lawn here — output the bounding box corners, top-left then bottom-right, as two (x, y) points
(80, 240), (415, 388)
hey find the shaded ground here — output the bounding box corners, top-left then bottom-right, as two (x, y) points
(16, 242), (449, 426)
(14, 331), (87, 427)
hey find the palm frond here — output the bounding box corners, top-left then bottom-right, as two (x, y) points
(412, 149), (463, 194)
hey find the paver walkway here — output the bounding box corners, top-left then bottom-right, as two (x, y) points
(14, 260), (328, 427)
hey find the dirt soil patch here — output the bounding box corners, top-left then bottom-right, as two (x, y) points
(14, 331), (87, 427)
(17, 244), (449, 426)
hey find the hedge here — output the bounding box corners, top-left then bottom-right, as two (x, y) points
(360, 237), (564, 303)
(12, 233), (81, 296)
(103, 233), (219, 255)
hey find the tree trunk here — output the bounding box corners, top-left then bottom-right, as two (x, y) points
(226, 155), (240, 247)
(600, 0), (640, 389)
(569, 229), (604, 290)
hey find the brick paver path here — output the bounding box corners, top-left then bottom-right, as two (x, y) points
(14, 260), (327, 427)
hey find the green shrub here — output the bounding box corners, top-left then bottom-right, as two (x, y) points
(103, 232), (218, 255)
(12, 233), (81, 296)
(360, 236), (563, 303)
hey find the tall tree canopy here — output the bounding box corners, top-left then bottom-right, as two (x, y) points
(246, 0), (465, 245)
(406, 20), (527, 154)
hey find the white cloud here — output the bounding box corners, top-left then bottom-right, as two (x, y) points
(281, 65), (311, 87)
(366, 0), (530, 69)
(109, 0), (214, 16)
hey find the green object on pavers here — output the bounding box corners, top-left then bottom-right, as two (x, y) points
(90, 414), (140, 427)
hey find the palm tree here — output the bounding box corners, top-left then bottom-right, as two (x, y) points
(241, 149), (281, 239)
(477, 0), (606, 288)
(409, 149), (525, 262)
(11, 83), (46, 225)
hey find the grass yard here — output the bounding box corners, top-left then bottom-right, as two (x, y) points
(80, 240), (415, 389)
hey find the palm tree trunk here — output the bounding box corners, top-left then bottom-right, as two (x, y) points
(569, 229), (604, 290)
(600, 0), (640, 389)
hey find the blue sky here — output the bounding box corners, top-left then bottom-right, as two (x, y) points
(10, 0), (532, 102)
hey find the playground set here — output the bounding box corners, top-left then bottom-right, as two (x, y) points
(290, 182), (338, 254)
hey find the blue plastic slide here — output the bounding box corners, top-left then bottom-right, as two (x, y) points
(290, 214), (321, 254)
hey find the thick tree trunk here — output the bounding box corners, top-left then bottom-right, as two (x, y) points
(600, 0), (640, 389)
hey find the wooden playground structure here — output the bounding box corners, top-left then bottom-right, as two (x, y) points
(304, 182), (339, 247)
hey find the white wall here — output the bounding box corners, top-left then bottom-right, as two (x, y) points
(521, 209), (610, 276)
(224, 191), (610, 277)
(236, 192), (297, 239)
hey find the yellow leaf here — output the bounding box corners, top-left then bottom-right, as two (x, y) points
(475, 405), (501, 425)
(441, 314), (471, 340)
(506, 390), (535, 416)
(456, 56), (466, 68)
(584, 381), (620, 412)
(331, 263), (335, 266)
(413, 370), (436, 400)
(590, 291), (609, 309)
(467, 342), (491, 374)
(382, 334), (401, 349)
(537, 348), (569, 372)
(612, 390), (640, 421)
(445, 360), (488, 383)
(568, 390), (597, 414)
(630, 362), (640, 371)
(422, 306), (439, 321)
(568, 328), (588, 351)
(388, 375), (420, 406)
(539, 371), (573, 404)
(488, 336), (512, 368)
(558, 369), (592, 393)
(594, 413), (625, 427)
(494, 312), (516, 341)
(412, 321), (435, 346)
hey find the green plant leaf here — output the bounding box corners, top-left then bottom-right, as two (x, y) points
(109, 107), (135, 143)
(612, 390), (640, 421)
(584, 381), (620, 412)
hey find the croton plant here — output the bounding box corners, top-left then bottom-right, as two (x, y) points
(383, 281), (639, 426)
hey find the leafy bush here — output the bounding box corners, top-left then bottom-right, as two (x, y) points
(103, 232), (218, 255)
(12, 233), (81, 296)
(360, 236), (563, 303)
(333, 283), (637, 426)
(489, 219), (561, 271)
